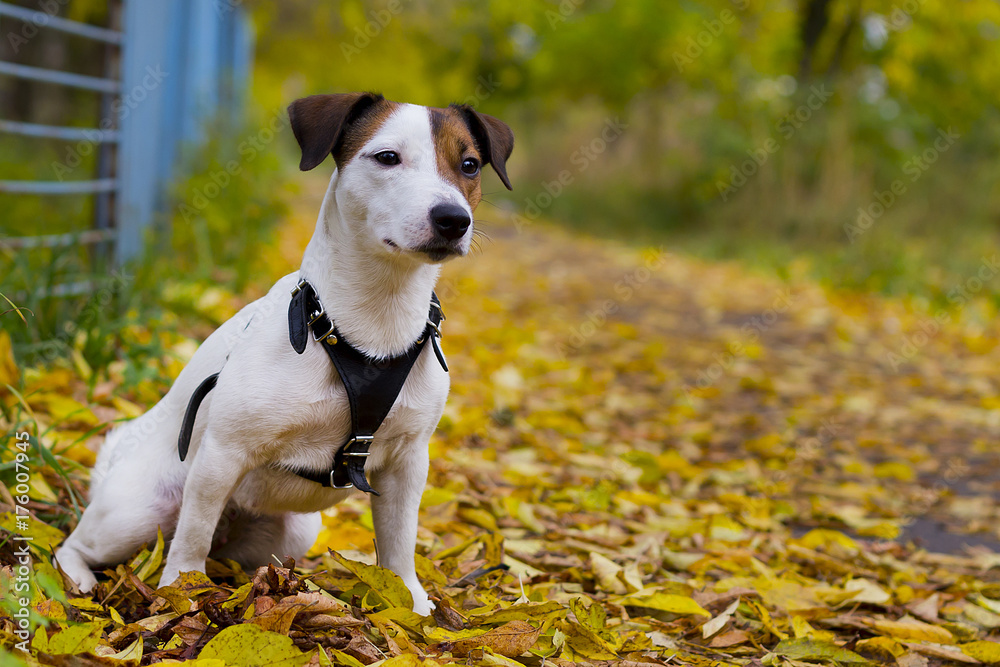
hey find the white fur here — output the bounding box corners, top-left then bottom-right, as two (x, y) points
(55, 104), (475, 615)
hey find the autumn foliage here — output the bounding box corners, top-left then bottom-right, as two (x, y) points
(3, 178), (1000, 665)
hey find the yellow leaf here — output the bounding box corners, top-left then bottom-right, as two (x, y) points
(747, 598), (788, 640)
(28, 392), (100, 427)
(796, 529), (859, 552)
(856, 636), (905, 658)
(0, 330), (19, 386)
(843, 578), (892, 605)
(0, 511), (65, 549)
(134, 528), (165, 583)
(702, 598), (740, 638)
(791, 615), (834, 641)
(869, 618), (954, 644)
(873, 461), (915, 481)
(621, 591), (711, 617)
(963, 641), (1000, 663)
(70, 349), (92, 383)
(111, 396), (144, 418)
(589, 552), (627, 595)
(198, 624), (310, 666)
(772, 637), (869, 665)
(107, 636), (144, 665)
(328, 550), (413, 610)
(43, 621), (104, 655)
(420, 487), (456, 508)
(468, 601), (566, 625)
(560, 620), (619, 660)
(457, 506), (499, 532)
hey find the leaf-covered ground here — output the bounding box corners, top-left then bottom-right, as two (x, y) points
(3, 179), (1000, 665)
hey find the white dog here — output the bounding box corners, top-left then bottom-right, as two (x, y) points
(55, 92), (513, 615)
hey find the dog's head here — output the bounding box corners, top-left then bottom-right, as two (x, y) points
(288, 92), (514, 263)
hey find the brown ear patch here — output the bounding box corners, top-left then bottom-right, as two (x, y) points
(452, 104), (514, 191)
(334, 99), (399, 168)
(287, 92), (398, 171)
(430, 107), (483, 210)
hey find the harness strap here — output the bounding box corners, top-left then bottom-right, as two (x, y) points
(177, 279), (447, 495)
(284, 278), (446, 493)
(177, 372), (219, 461)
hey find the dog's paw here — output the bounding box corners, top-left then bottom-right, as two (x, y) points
(402, 578), (435, 615)
(156, 565), (188, 589)
(412, 595), (436, 616)
(54, 546), (98, 593)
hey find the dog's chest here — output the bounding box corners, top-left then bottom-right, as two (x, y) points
(271, 348), (447, 467)
(229, 352), (446, 514)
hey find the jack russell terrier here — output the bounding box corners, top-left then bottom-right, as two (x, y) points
(55, 92), (514, 615)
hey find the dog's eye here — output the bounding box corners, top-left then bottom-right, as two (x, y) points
(374, 151), (400, 166)
(460, 158), (480, 176)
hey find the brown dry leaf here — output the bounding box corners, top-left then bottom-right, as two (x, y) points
(709, 630), (750, 648)
(18, 180), (1000, 667)
(440, 620), (542, 658)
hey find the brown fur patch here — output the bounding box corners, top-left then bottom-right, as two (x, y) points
(334, 98), (399, 168)
(288, 93), (399, 171)
(430, 107), (483, 210)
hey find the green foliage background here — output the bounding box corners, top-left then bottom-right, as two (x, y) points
(3, 0), (1000, 367)
(248, 0), (1000, 301)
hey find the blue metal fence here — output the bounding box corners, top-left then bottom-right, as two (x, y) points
(116, 0), (253, 262)
(0, 0), (254, 274)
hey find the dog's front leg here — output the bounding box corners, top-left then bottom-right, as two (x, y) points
(159, 432), (246, 587)
(370, 436), (433, 615)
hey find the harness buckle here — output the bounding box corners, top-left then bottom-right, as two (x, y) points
(330, 473), (353, 489)
(429, 300), (446, 321)
(291, 278), (308, 296)
(344, 434), (374, 451)
(329, 435), (375, 488)
(312, 318), (337, 343)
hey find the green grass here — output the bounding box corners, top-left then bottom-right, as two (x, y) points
(527, 103), (1000, 313)
(1, 111), (292, 381)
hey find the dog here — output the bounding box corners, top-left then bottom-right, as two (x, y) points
(55, 92), (514, 615)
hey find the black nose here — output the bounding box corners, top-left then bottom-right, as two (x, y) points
(430, 203), (471, 241)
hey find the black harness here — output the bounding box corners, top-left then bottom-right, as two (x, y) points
(177, 277), (447, 496)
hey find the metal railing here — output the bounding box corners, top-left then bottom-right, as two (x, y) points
(0, 0), (123, 295)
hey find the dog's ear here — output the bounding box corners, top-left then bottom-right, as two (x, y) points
(288, 93), (384, 171)
(453, 105), (514, 190)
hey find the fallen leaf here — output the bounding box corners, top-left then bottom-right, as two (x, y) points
(198, 624), (310, 666)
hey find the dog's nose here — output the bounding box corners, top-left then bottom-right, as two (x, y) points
(430, 203), (471, 241)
